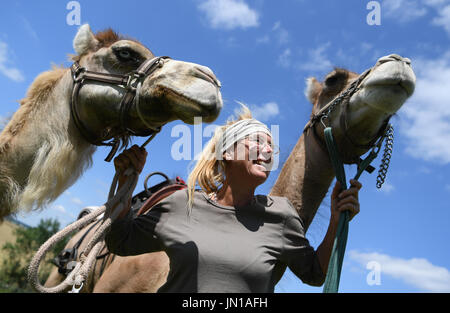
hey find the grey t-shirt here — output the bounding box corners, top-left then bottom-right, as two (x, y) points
(105, 189), (325, 293)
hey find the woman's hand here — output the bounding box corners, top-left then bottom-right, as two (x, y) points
(114, 145), (148, 175)
(112, 145), (147, 219)
(330, 179), (362, 222)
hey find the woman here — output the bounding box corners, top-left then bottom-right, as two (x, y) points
(106, 107), (361, 293)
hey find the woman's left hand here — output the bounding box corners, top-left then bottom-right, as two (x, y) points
(330, 179), (362, 222)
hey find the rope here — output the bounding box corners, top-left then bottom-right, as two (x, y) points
(322, 127), (384, 293)
(27, 168), (138, 293)
(322, 127), (349, 293)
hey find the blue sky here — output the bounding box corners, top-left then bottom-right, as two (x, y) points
(1, 0), (449, 293)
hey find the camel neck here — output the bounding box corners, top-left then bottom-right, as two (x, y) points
(270, 128), (335, 231)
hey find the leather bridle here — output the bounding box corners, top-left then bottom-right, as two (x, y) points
(70, 56), (171, 161)
(303, 67), (392, 165)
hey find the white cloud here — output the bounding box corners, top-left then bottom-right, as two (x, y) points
(20, 16), (39, 41)
(418, 166), (432, 174)
(382, 0), (450, 35)
(360, 42), (374, 54)
(198, 0), (259, 30)
(71, 197), (83, 205)
(272, 21), (290, 45)
(398, 52), (450, 164)
(0, 41), (25, 82)
(256, 35), (270, 44)
(53, 204), (67, 214)
(432, 4), (450, 34)
(256, 21), (289, 45)
(277, 48), (292, 68)
(349, 250), (450, 292)
(382, 0), (427, 23)
(377, 182), (395, 194)
(297, 42), (333, 73)
(423, 0), (450, 6)
(425, 0), (450, 35)
(250, 102), (280, 122)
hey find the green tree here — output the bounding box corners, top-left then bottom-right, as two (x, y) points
(0, 218), (68, 292)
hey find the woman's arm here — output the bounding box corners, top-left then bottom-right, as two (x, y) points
(112, 145), (148, 219)
(105, 145), (166, 256)
(316, 179), (362, 277)
(280, 179), (362, 287)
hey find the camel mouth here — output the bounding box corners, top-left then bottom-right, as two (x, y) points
(363, 78), (415, 97)
(193, 67), (222, 88)
(160, 86), (222, 123)
(139, 59), (223, 124)
(361, 60), (416, 98)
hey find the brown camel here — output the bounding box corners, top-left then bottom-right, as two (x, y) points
(0, 24), (223, 221)
(44, 54), (415, 292)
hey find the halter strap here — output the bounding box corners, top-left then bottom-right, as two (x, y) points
(70, 56), (170, 161)
(302, 67), (391, 165)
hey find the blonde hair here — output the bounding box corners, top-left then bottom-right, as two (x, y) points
(186, 104), (252, 211)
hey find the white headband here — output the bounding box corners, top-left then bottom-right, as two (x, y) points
(217, 118), (272, 156)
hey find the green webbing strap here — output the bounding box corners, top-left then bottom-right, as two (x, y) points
(322, 127), (381, 293)
(322, 127), (348, 293)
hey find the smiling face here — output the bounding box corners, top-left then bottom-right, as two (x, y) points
(72, 24), (223, 141)
(224, 132), (276, 188)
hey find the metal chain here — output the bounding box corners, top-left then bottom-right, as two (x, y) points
(319, 69), (373, 129)
(320, 83), (361, 129)
(376, 124), (394, 189)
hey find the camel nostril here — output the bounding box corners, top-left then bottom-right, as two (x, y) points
(387, 54), (403, 61)
(194, 66), (221, 88)
(376, 54), (410, 67)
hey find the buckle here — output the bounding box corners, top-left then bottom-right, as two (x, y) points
(71, 63), (86, 82)
(125, 72), (143, 91)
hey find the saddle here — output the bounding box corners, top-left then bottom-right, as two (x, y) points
(52, 171), (187, 276)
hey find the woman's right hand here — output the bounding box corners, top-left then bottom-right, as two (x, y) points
(113, 145), (148, 175)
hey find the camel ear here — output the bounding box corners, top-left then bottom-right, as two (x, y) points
(73, 24), (99, 55)
(304, 77), (322, 104)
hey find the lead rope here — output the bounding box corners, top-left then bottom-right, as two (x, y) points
(322, 124), (392, 293)
(27, 168), (138, 293)
(28, 137), (156, 293)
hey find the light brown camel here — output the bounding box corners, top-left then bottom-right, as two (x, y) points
(0, 24), (222, 221)
(45, 54), (415, 292)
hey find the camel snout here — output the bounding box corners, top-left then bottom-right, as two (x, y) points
(376, 54), (412, 67)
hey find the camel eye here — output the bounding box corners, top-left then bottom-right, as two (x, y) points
(118, 50), (131, 59)
(325, 75), (338, 86)
(113, 47), (139, 63)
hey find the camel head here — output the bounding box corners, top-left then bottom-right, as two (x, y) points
(305, 54), (416, 163)
(0, 24), (223, 220)
(72, 24), (223, 145)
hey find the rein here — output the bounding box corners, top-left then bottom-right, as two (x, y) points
(70, 56), (170, 161)
(302, 68), (395, 292)
(303, 67), (392, 166)
(28, 167), (140, 293)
